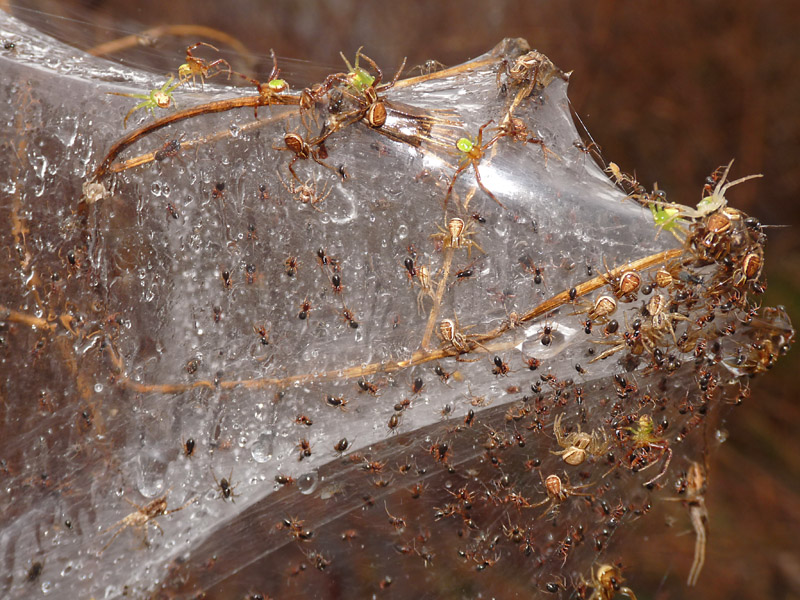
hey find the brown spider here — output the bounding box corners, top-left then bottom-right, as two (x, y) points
(601, 258), (642, 301)
(497, 50), (565, 93)
(531, 472), (594, 517)
(445, 120), (505, 209)
(494, 117), (559, 164)
(430, 217), (485, 257)
(339, 47), (406, 129)
(439, 318), (471, 354)
(415, 264), (436, 315)
(237, 49), (289, 118)
(616, 414), (673, 487)
(551, 413), (610, 466)
(100, 492), (194, 554)
(571, 293), (618, 326)
(643, 293), (689, 348)
(274, 132), (336, 181)
(278, 172), (331, 211)
(177, 42), (232, 88)
(583, 564), (638, 600)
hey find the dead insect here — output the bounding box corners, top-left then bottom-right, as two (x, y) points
(464, 409), (475, 427)
(100, 492), (194, 554)
(220, 269), (233, 290)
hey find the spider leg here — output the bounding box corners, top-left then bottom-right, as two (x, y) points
(589, 343), (625, 363)
(206, 58), (233, 80)
(466, 239), (486, 257)
(380, 56), (408, 91)
(98, 525), (128, 556)
(356, 50), (383, 85)
(642, 446), (672, 487)
(444, 162), (470, 211)
(311, 153), (340, 179)
(472, 162), (505, 208)
(687, 501), (708, 586)
(150, 520), (165, 536)
(287, 155), (301, 181)
(476, 119), (495, 144)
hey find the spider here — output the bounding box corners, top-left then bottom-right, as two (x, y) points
(647, 160), (762, 233)
(438, 317), (487, 358)
(616, 414), (672, 487)
(684, 461), (709, 587)
(497, 50), (564, 93)
(99, 492), (194, 554)
(531, 472), (594, 518)
(589, 316), (645, 364)
(583, 564), (638, 600)
(445, 120), (505, 209)
(339, 47), (406, 129)
(238, 49), (289, 118)
(571, 293), (618, 325)
(430, 217), (484, 257)
(109, 76), (180, 128)
(665, 461), (709, 586)
(494, 116), (559, 164)
(551, 413), (610, 466)
(600, 258), (642, 301)
(415, 264), (437, 315)
(274, 132), (336, 181)
(177, 42), (232, 88)
(643, 293), (689, 348)
(278, 172), (331, 211)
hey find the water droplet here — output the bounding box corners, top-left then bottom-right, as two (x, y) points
(715, 428), (728, 443)
(94, 383), (103, 393)
(150, 181), (162, 196)
(250, 432), (272, 463)
(297, 471), (318, 495)
(397, 224), (408, 240)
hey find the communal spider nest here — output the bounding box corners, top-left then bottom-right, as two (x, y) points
(0, 11), (793, 600)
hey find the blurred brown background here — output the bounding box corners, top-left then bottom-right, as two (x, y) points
(5, 1), (799, 598)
